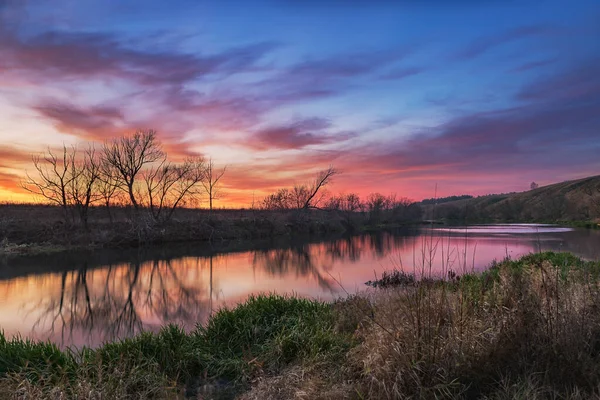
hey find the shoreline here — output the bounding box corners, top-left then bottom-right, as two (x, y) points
(2, 216), (597, 259)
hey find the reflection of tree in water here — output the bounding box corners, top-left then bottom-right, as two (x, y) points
(367, 232), (411, 258)
(251, 245), (336, 291)
(250, 232), (416, 291)
(324, 236), (364, 263)
(32, 257), (211, 345)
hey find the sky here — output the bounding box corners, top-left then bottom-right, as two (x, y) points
(0, 0), (599, 206)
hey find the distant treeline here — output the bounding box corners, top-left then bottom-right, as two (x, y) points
(420, 195), (473, 205)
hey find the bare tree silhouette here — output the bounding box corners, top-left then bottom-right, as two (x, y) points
(144, 157), (206, 222)
(22, 145), (74, 222)
(262, 166), (338, 210)
(201, 158), (226, 213)
(102, 130), (164, 211)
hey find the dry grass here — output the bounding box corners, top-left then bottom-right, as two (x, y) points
(337, 253), (600, 399)
(238, 364), (354, 400)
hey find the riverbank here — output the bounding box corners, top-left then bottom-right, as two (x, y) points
(0, 204), (427, 257)
(1, 252), (599, 399)
(3, 203), (599, 257)
(0, 208), (334, 256)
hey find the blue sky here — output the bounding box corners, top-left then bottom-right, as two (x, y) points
(0, 0), (598, 204)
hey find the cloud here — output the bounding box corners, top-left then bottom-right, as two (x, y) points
(517, 58), (600, 102)
(250, 47), (416, 104)
(379, 66), (424, 80)
(0, 146), (32, 165)
(510, 58), (557, 73)
(0, 28), (277, 87)
(247, 118), (357, 150)
(0, 21), (282, 146)
(287, 49), (409, 78)
(454, 25), (557, 60)
(224, 150), (343, 193)
(0, 7), (421, 151)
(1, 18), (418, 147)
(0, 145), (32, 193)
(32, 100), (204, 158)
(0, 170), (23, 192)
(34, 101), (125, 140)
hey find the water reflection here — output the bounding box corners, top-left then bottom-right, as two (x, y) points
(0, 225), (598, 348)
(30, 258), (209, 346)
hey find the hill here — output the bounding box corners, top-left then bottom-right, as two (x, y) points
(422, 175), (600, 224)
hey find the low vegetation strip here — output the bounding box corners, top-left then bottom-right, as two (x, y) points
(1, 252), (600, 399)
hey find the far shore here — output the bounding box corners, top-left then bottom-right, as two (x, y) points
(1, 202), (598, 258)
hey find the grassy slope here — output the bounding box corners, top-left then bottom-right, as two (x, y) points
(426, 174), (600, 224)
(1, 252), (600, 399)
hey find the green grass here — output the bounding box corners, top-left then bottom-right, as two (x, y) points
(0, 295), (353, 399)
(0, 335), (76, 379)
(197, 295), (351, 380)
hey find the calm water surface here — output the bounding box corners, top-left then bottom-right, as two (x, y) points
(0, 224), (598, 348)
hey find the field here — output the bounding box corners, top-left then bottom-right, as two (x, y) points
(1, 252), (600, 399)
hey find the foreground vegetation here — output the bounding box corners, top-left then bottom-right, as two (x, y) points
(1, 252), (600, 399)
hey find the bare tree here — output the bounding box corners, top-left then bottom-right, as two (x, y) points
(262, 188), (294, 210)
(201, 158), (226, 212)
(325, 192), (363, 226)
(366, 193), (390, 224)
(168, 157), (207, 216)
(324, 195), (341, 211)
(102, 130), (164, 210)
(340, 193), (363, 225)
(97, 159), (120, 224)
(299, 166), (337, 209)
(68, 146), (102, 228)
(144, 157), (206, 222)
(22, 145), (74, 222)
(292, 185), (311, 209)
(261, 166), (338, 211)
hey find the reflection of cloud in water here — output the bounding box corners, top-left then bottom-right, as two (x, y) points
(0, 226), (598, 348)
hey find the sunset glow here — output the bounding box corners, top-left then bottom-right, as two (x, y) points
(1, 0), (599, 207)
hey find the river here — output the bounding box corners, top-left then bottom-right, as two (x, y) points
(0, 224), (598, 348)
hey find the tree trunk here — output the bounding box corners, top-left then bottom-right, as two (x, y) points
(128, 183), (139, 211)
(106, 201), (113, 224)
